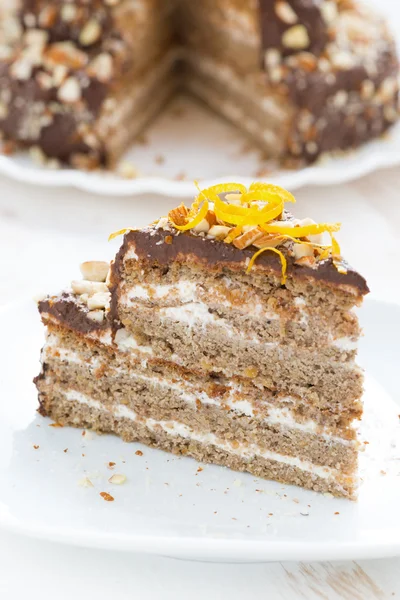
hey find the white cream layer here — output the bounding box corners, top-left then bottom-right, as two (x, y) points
(120, 284), (357, 352)
(121, 281), (280, 320)
(64, 389), (341, 482)
(44, 335), (354, 446)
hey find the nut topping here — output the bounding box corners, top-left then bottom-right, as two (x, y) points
(168, 204), (189, 226)
(275, 2), (298, 25)
(282, 25), (310, 50)
(79, 20), (102, 47)
(71, 280), (108, 295)
(87, 292), (111, 310)
(80, 261), (109, 282)
(208, 225), (231, 240)
(232, 227), (263, 249)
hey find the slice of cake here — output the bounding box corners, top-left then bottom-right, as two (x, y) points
(35, 182), (369, 498)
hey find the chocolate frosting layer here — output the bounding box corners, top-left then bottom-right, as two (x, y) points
(124, 228), (369, 296)
(39, 293), (109, 333)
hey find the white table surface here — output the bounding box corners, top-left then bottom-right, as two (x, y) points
(0, 169), (399, 598)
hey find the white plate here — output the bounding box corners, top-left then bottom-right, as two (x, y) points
(1, 100), (400, 198)
(0, 0), (399, 198)
(0, 297), (399, 563)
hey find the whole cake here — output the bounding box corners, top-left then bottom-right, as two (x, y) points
(0, 0), (398, 168)
(35, 182), (369, 498)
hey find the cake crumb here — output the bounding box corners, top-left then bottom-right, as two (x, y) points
(107, 461), (116, 469)
(233, 479), (242, 487)
(155, 154), (165, 165)
(100, 491), (114, 501)
(49, 422), (64, 428)
(63, 448), (68, 453)
(135, 450), (143, 456)
(33, 445), (39, 450)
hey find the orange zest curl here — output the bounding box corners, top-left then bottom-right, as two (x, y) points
(246, 247), (287, 285)
(330, 233), (348, 275)
(108, 228), (136, 242)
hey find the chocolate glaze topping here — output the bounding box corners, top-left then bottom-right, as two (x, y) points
(39, 293), (110, 334)
(124, 228), (369, 296)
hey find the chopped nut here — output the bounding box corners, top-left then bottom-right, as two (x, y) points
(88, 53), (113, 82)
(225, 193), (243, 205)
(208, 225), (231, 240)
(0, 101), (8, 120)
(24, 28), (49, 47)
(377, 77), (398, 103)
(320, 1), (338, 25)
(87, 291), (110, 310)
(79, 20), (102, 46)
(61, 4), (77, 22)
(232, 227), (263, 249)
(87, 309), (105, 322)
(295, 255), (317, 268)
(168, 204), (189, 226)
(29, 146), (47, 165)
(293, 243), (313, 260)
(275, 2), (298, 24)
(165, 235), (173, 244)
(58, 76), (81, 103)
(361, 79), (375, 99)
(45, 42), (87, 70)
(333, 90), (348, 108)
(265, 48), (281, 69)
(205, 210), (217, 228)
(11, 59), (32, 81)
(331, 51), (355, 70)
(295, 52), (317, 72)
(38, 6), (57, 28)
(193, 218), (210, 234)
(80, 261), (109, 282)
(108, 473), (127, 485)
(52, 64), (68, 87)
(253, 234), (285, 249)
(71, 280), (108, 295)
(282, 25), (310, 50)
